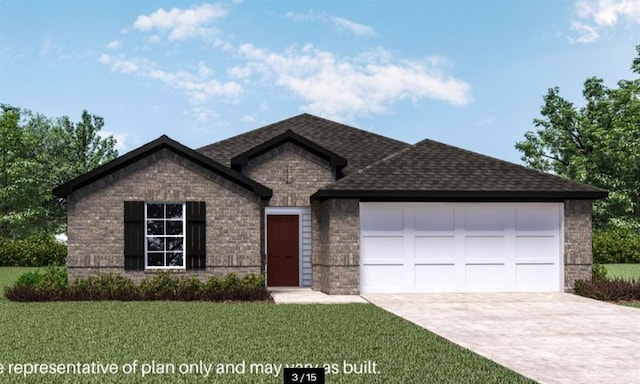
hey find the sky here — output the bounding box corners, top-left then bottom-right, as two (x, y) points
(1, 0), (640, 163)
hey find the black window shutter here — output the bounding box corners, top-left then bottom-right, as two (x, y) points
(124, 201), (145, 271)
(186, 201), (206, 270)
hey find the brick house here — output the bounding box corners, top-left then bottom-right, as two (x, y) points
(53, 114), (607, 294)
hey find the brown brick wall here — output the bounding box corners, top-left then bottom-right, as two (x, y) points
(312, 199), (360, 294)
(564, 200), (593, 290)
(244, 142), (335, 207)
(66, 149), (263, 281)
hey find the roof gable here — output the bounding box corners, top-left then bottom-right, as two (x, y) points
(230, 129), (348, 176)
(53, 135), (272, 199)
(197, 113), (409, 176)
(313, 138), (608, 201)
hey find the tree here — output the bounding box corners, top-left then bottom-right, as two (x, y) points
(516, 45), (640, 229)
(0, 105), (118, 238)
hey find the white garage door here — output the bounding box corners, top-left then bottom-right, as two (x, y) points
(360, 203), (563, 293)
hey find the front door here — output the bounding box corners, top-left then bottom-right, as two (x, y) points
(267, 215), (299, 286)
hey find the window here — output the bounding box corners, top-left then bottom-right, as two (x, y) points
(145, 203), (185, 269)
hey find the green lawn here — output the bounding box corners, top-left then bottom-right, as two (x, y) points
(0, 269), (533, 384)
(603, 264), (640, 280)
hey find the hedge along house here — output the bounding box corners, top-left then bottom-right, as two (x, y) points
(53, 114), (608, 294)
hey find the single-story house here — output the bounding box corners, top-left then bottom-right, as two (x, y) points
(53, 114), (608, 294)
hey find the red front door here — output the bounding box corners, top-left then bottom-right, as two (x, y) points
(267, 215), (299, 286)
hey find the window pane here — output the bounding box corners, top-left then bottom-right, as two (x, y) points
(167, 252), (183, 267)
(166, 204), (183, 219)
(147, 204), (165, 219)
(166, 221), (183, 235)
(147, 237), (164, 252)
(147, 253), (164, 267)
(147, 220), (164, 235)
(167, 237), (183, 251)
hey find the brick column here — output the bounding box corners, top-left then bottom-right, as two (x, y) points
(564, 200), (593, 291)
(311, 199), (360, 294)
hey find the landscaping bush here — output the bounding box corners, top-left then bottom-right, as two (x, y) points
(4, 269), (269, 302)
(592, 263), (608, 282)
(67, 273), (138, 301)
(574, 278), (640, 302)
(4, 266), (67, 301)
(593, 227), (640, 264)
(0, 233), (66, 267)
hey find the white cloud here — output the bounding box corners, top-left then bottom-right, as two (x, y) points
(99, 54), (139, 74)
(233, 44), (471, 119)
(99, 131), (130, 152)
(106, 40), (121, 49)
(99, 54), (240, 103)
(284, 12), (377, 37)
(147, 69), (241, 103)
(570, 0), (640, 43)
(241, 115), (255, 124)
(133, 3), (227, 41)
(190, 106), (219, 122)
(576, 0), (640, 26)
(569, 20), (600, 43)
(331, 17), (377, 37)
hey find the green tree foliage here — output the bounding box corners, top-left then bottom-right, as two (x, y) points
(516, 45), (640, 229)
(0, 105), (118, 238)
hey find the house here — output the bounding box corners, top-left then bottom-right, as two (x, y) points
(53, 114), (607, 294)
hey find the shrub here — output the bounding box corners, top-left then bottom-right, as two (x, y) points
(176, 276), (202, 301)
(593, 227), (640, 264)
(139, 272), (180, 300)
(68, 273), (138, 301)
(574, 278), (640, 302)
(5, 269), (268, 302)
(4, 266), (67, 301)
(0, 233), (66, 267)
(592, 263), (608, 282)
(15, 270), (43, 288)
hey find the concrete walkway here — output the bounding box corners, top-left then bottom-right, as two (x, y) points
(363, 293), (640, 384)
(270, 287), (367, 304)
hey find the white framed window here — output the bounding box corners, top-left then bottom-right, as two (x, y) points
(145, 202), (186, 269)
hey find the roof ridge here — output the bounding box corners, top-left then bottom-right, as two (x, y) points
(326, 144), (415, 188)
(197, 113), (410, 152)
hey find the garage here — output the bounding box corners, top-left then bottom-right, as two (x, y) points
(360, 202), (563, 293)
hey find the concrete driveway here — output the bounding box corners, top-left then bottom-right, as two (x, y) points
(363, 293), (640, 384)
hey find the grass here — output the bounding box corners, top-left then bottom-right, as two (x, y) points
(603, 264), (640, 280)
(0, 268), (533, 383)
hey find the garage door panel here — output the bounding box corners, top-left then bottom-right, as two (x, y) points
(360, 203), (562, 293)
(516, 206), (559, 231)
(414, 264), (456, 291)
(516, 237), (557, 259)
(361, 264), (403, 293)
(465, 236), (505, 259)
(361, 236), (404, 259)
(516, 264), (558, 291)
(415, 207), (454, 231)
(465, 207), (505, 231)
(466, 264), (506, 290)
(415, 236), (455, 260)
(360, 207), (404, 232)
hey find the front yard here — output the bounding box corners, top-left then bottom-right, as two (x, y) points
(0, 269), (532, 384)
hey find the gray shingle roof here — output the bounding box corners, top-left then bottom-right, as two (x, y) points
(197, 113), (410, 176)
(313, 138), (608, 200)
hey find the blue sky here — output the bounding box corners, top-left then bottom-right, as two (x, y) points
(1, 0), (640, 163)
